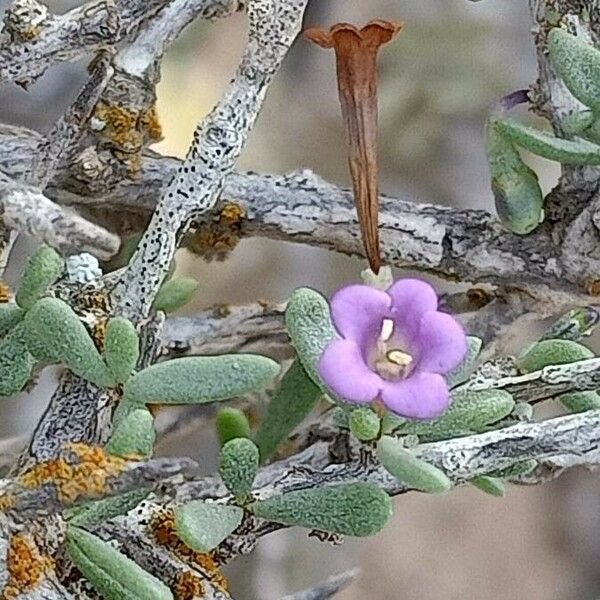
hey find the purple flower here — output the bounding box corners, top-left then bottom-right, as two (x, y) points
(318, 279), (467, 419)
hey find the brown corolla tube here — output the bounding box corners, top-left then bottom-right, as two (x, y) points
(305, 20), (402, 274)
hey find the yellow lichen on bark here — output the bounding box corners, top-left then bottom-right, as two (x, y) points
(19, 443), (127, 503)
(2, 533), (53, 599)
(186, 202), (247, 261)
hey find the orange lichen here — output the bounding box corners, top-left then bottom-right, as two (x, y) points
(186, 202), (247, 261)
(2, 533), (53, 599)
(173, 572), (206, 600)
(586, 279), (600, 296)
(19, 443), (127, 503)
(0, 281), (11, 303)
(0, 494), (16, 512)
(92, 316), (108, 350)
(151, 510), (230, 594)
(93, 102), (163, 176)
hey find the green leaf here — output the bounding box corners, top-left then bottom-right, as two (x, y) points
(22, 298), (114, 387)
(174, 501), (243, 553)
(541, 307), (599, 342)
(447, 336), (483, 388)
(16, 245), (64, 310)
(66, 490), (149, 528)
(122, 355), (279, 407)
(561, 110), (596, 137)
(219, 438), (259, 503)
(216, 407), (251, 446)
(488, 460), (537, 479)
(0, 322), (34, 396)
(349, 408), (381, 442)
(106, 408), (155, 459)
(471, 476), (506, 497)
(494, 118), (600, 165)
(0, 304), (24, 337)
(517, 339), (594, 373)
(153, 278), (199, 313)
(103, 317), (139, 385)
(285, 288), (337, 392)
(387, 389), (515, 442)
(487, 121), (544, 234)
(255, 359), (321, 461)
(67, 527), (173, 600)
(377, 436), (451, 494)
(250, 483), (392, 537)
(559, 391), (600, 413)
(517, 339), (599, 414)
(548, 28), (600, 113)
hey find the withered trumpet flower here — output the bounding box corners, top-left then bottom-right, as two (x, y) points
(305, 20), (403, 274)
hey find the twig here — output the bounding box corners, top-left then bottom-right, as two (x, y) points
(0, 172), (119, 258)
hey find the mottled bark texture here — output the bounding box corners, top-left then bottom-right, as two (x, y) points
(0, 0), (599, 598)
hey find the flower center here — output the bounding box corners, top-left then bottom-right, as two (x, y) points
(373, 318), (414, 381)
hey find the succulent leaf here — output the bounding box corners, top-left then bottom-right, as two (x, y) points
(0, 304), (24, 337)
(219, 437), (259, 503)
(255, 359), (321, 461)
(153, 278), (199, 313)
(250, 483), (392, 537)
(16, 245), (64, 310)
(66, 527), (173, 600)
(0, 322), (34, 396)
(23, 298), (114, 387)
(66, 490), (149, 528)
(106, 408), (155, 459)
(495, 118), (600, 165)
(447, 336), (483, 388)
(377, 436), (451, 493)
(471, 476), (506, 497)
(103, 317), (140, 385)
(174, 501), (243, 552)
(349, 407), (381, 441)
(216, 407), (251, 446)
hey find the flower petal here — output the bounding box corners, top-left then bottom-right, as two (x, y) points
(318, 339), (382, 404)
(380, 372), (450, 419)
(387, 278), (438, 339)
(415, 311), (468, 374)
(330, 284), (391, 345)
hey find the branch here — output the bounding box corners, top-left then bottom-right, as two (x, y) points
(112, 0), (310, 320)
(0, 0), (168, 85)
(0, 172), (119, 258)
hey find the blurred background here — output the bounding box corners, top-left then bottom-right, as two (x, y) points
(2, 0), (599, 599)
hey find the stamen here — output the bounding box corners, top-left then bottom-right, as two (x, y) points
(386, 350), (413, 367)
(380, 318), (394, 342)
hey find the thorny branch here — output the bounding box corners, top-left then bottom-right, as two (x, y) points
(0, 0), (599, 598)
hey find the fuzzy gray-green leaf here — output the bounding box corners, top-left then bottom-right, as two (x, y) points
(153, 277), (198, 313)
(495, 118), (600, 165)
(66, 526), (173, 600)
(285, 287), (336, 390)
(220, 437), (259, 503)
(378, 436), (451, 493)
(103, 317), (139, 385)
(471, 476), (506, 497)
(349, 407), (381, 441)
(216, 407), (251, 446)
(255, 359), (321, 461)
(0, 304), (24, 337)
(487, 121), (544, 235)
(66, 490), (149, 528)
(23, 298), (114, 387)
(122, 355), (279, 407)
(0, 322), (34, 396)
(390, 389), (515, 441)
(16, 245), (64, 310)
(106, 408), (155, 459)
(250, 483), (392, 537)
(548, 28), (600, 112)
(447, 336), (483, 388)
(174, 501), (243, 552)
(517, 339), (593, 373)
